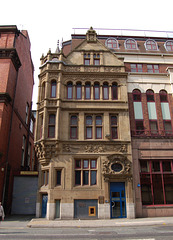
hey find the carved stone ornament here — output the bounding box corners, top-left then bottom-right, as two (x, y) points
(35, 141), (59, 165)
(102, 154), (132, 177)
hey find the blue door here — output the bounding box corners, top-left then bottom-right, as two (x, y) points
(110, 182), (126, 218)
(42, 195), (48, 218)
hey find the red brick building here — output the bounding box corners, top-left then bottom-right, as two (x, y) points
(0, 25), (36, 214)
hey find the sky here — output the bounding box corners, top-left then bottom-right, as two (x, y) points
(1, 0), (173, 110)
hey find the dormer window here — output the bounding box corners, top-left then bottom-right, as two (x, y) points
(84, 53), (90, 65)
(125, 39), (137, 49)
(145, 40), (158, 50)
(165, 40), (173, 51)
(105, 38), (119, 49)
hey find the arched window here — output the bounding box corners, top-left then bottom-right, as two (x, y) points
(146, 89), (155, 102)
(133, 89), (141, 101)
(94, 82), (100, 100)
(159, 90), (172, 135)
(145, 40), (158, 50)
(50, 80), (56, 98)
(85, 82), (91, 99)
(112, 83), (118, 100)
(103, 82), (109, 100)
(48, 114), (55, 138)
(76, 82), (82, 99)
(165, 41), (173, 51)
(146, 89), (158, 135)
(67, 82), (73, 99)
(132, 89), (144, 135)
(159, 90), (168, 102)
(105, 38), (119, 49)
(125, 39), (137, 49)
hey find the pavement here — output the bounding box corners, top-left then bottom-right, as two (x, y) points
(1, 215), (173, 228)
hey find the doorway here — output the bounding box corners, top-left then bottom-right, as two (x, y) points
(41, 194), (48, 218)
(110, 182), (126, 218)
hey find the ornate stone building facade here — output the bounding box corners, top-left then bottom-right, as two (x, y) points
(35, 28), (134, 219)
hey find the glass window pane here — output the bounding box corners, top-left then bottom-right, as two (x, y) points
(83, 171), (89, 185)
(75, 171), (81, 185)
(85, 85), (91, 99)
(134, 102), (143, 119)
(51, 82), (56, 97)
(161, 103), (171, 120)
(75, 160), (81, 168)
(67, 86), (72, 99)
(152, 161), (160, 172)
(152, 174), (164, 204)
(96, 116), (102, 125)
(103, 87), (109, 99)
(57, 170), (61, 185)
(71, 127), (77, 139)
(91, 160), (96, 169)
(76, 86), (82, 99)
(96, 127), (102, 139)
(71, 116), (77, 125)
(112, 85), (118, 99)
(164, 174), (173, 204)
(49, 126), (55, 138)
(148, 102), (157, 119)
(112, 127), (117, 139)
(111, 116), (117, 125)
(49, 115), (55, 124)
(83, 160), (89, 168)
(86, 127), (92, 138)
(86, 116), (92, 125)
(94, 86), (100, 99)
(91, 171), (97, 185)
(140, 161), (149, 172)
(140, 174), (153, 205)
(162, 161), (172, 172)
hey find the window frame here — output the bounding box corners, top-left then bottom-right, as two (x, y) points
(95, 115), (102, 139)
(50, 80), (57, 98)
(76, 82), (82, 100)
(112, 83), (118, 100)
(86, 115), (93, 139)
(70, 115), (78, 139)
(145, 39), (158, 51)
(85, 82), (91, 99)
(103, 82), (109, 100)
(75, 159), (97, 186)
(140, 159), (173, 205)
(67, 82), (73, 99)
(94, 83), (100, 100)
(125, 38), (138, 50)
(84, 53), (90, 65)
(106, 38), (119, 49)
(48, 114), (56, 138)
(110, 115), (118, 139)
(147, 64), (159, 73)
(165, 40), (173, 51)
(130, 64), (143, 73)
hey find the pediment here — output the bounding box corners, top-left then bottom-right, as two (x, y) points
(65, 38), (124, 66)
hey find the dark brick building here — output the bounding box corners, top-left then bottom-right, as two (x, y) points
(0, 25), (37, 214)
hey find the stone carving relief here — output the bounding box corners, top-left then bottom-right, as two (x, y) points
(62, 143), (127, 154)
(102, 154), (132, 177)
(35, 141), (59, 165)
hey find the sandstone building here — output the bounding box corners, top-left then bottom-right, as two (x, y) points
(35, 27), (173, 219)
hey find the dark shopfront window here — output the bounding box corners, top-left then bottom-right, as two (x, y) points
(140, 160), (173, 205)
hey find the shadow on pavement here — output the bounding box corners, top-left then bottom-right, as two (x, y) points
(4, 215), (35, 222)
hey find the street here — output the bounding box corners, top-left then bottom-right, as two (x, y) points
(0, 224), (173, 240)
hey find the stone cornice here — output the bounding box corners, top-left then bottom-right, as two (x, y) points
(0, 48), (21, 70)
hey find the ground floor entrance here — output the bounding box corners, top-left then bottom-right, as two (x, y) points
(110, 182), (126, 218)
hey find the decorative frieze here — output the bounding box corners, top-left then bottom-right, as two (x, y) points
(62, 143), (128, 154)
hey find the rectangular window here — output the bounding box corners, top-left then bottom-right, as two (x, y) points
(147, 64), (159, 73)
(84, 53), (90, 65)
(86, 116), (93, 139)
(85, 84), (91, 99)
(96, 116), (102, 139)
(48, 114), (55, 138)
(75, 159), (97, 186)
(163, 121), (172, 135)
(56, 170), (61, 185)
(135, 120), (144, 135)
(140, 160), (173, 205)
(94, 84), (100, 100)
(25, 103), (29, 124)
(111, 116), (118, 139)
(150, 120), (158, 135)
(130, 64), (143, 72)
(94, 54), (100, 65)
(70, 115), (78, 139)
(133, 102), (143, 119)
(76, 84), (82, 99)
(103, 85), (109, 99)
